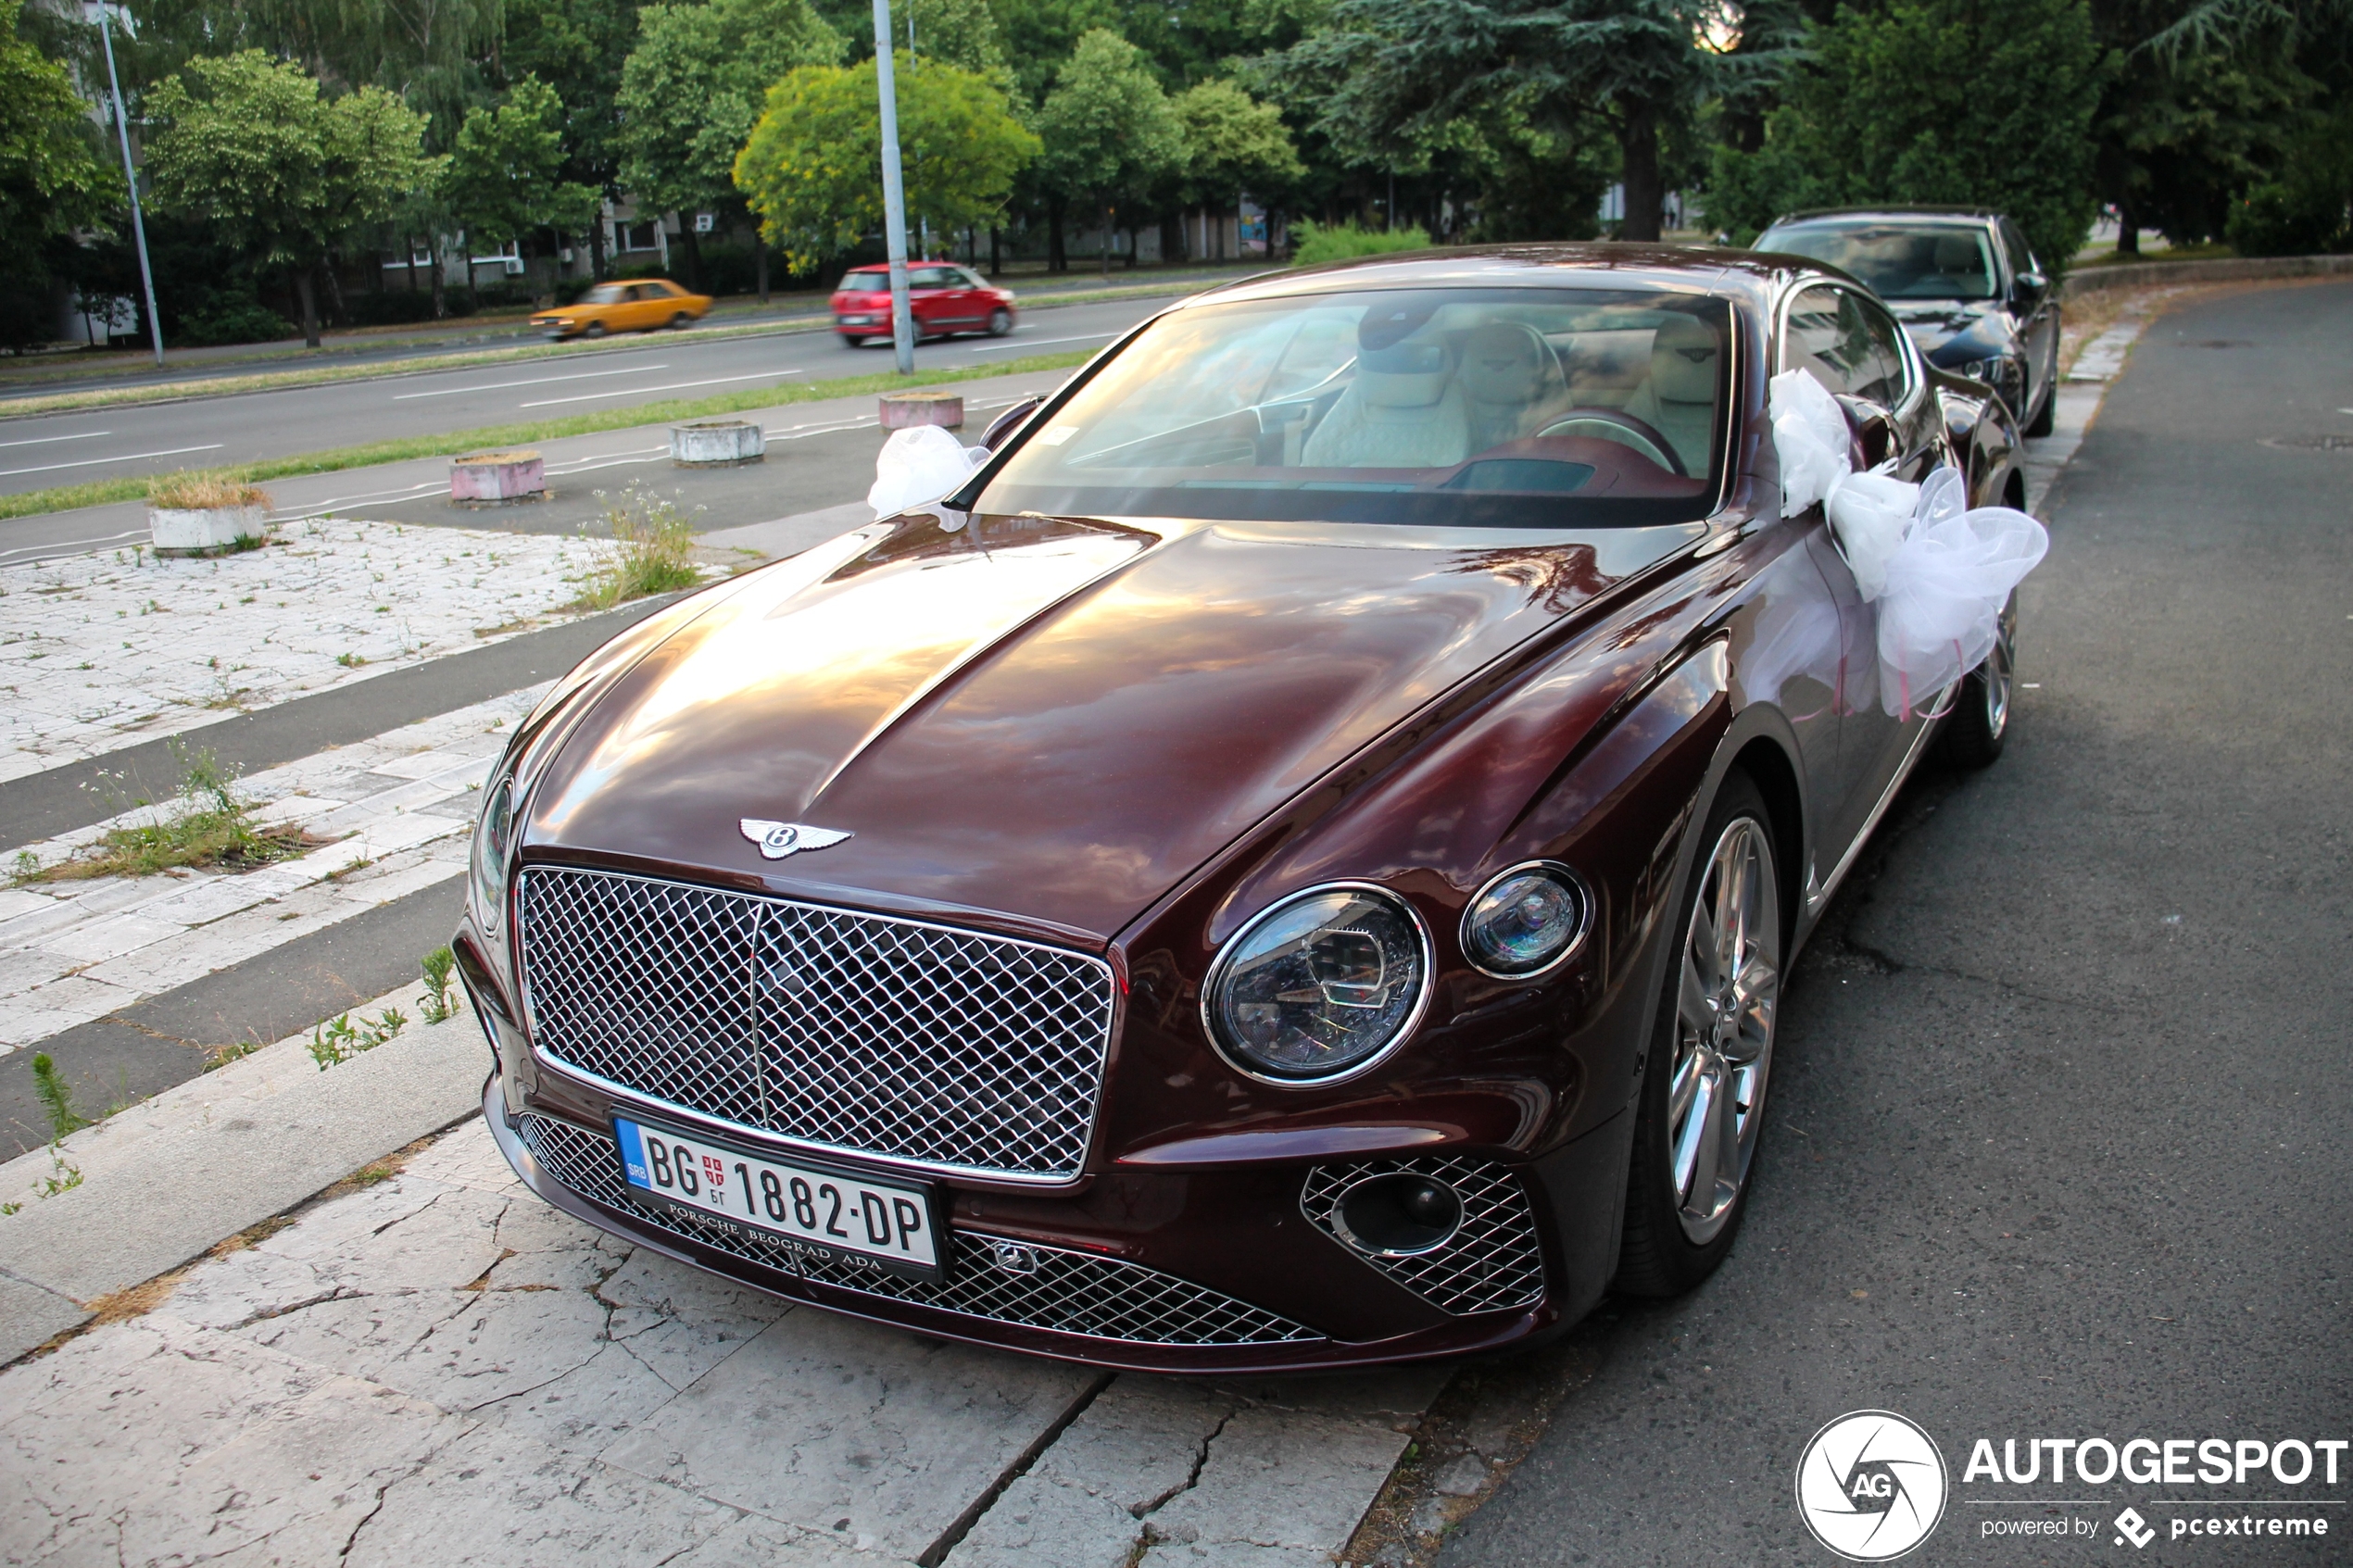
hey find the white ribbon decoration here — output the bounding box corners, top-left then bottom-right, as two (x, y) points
(869, 423), (990, 518)
(1768, 368), (2049, 717)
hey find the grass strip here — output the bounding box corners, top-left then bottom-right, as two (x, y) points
(0, 348), (1097, 524)
(0, 270), (1248, 416)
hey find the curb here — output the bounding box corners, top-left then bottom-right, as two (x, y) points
(2064, 253), (2353, 297)
(0, 976), (487, 1362)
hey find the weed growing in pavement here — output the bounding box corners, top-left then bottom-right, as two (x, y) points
(31, 1053), (86, 1139)
(568, 484), (705, 612)
(335, 651), (366, 668)
(30, 742), (308, 883)
(0, 1145), (83, 1216)
(204, 1038), (264, 1072)
(420, 947), (459, 1024)
(308, 1007), (408, 1071)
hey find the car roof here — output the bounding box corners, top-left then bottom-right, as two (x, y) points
(1178, 242), (1787, 311)
(1766, 207), (2002, 227)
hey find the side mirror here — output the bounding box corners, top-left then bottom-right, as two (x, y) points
(979, 394), (1044, 452)
(1833, 394), (1899, 470)
(2013, 270), (2048, 306)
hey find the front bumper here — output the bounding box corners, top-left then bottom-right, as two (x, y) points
(482, 1063), (1632, 1374)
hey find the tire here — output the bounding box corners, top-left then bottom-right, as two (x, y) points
(2023, 381), (2055, 437)
(669, 312), (692, 330)
(1614, 770), (1784, 1298)
(842, 334), (867, 348)
(583, 321), (608, 339)
(1938, 591), (2018, 770)
(987, 307), (1013, 337)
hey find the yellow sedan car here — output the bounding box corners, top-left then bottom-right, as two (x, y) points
(531, 278), (712, 339)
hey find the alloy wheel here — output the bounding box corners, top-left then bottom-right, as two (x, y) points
(1667, 815), (1780, 1244)
(1982, 602), (2017, 742)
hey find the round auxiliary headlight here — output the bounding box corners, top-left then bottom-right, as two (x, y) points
(470, 777), (516, 935)
(1461, 863), (1590, 978)
(1204, 884), (1431, 1085)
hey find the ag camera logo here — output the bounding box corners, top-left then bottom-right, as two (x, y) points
(1796, 1410), (1949, 1561)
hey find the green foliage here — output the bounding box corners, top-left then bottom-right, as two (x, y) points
(30, 743), (305, 882)
(445, 77), (598, 251)
(1708, 0), (2102, 271)
(618, 0), (845, 219)
(308, 1008), (407, 1071)
(568, 483), (706, 611)
(736, 55), (1039, 270)
(501, 0), (639, 202)
(2225, 179), (2347, 254)
(144, 51), (436, 274)
(420, 947), (459, 1024)
(1035, 31), (1187, 228)
(1290, 217), (1430, 262)
(31, 1052), (86, 1139)
(1171, 80), (1304, 206)
(0, 0), (120, 349)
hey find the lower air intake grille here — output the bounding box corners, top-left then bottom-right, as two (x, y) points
(516, 1113), (1320, 1348)
(1301, 1156), (1548, 1316)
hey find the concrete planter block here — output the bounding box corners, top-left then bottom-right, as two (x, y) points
(450, 449), (546, 506)
(879, 392), (964, 430)
(148, 504), (271, 558)
(671, 420), (766, 468)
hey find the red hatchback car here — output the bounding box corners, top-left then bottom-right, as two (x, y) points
(831, 262), (1016, 345)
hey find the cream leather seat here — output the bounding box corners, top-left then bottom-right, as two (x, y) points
(1459, 321), (1566, 453)
(1301, 337), (1470, 469)
(1622, 313), (1721, 474)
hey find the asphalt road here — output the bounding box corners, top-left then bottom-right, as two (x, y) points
(1441, 282), (2353, 1562)
(0, 295), (1167, 498)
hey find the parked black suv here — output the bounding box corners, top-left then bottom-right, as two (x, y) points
(1755, 207), (2059, 437)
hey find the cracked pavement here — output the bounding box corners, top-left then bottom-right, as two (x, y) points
(0, 1119), (1444, 1566)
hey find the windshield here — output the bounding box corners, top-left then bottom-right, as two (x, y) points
(975, 287), (1730, 528)
(1756, 221), (2000, 301)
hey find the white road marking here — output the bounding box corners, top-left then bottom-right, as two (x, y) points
(393, 364), (669, 400)
(0, 529), (148, 564)
(0, 430), (111, 449)
(963, 332), (1119, 355)
(518, 370), (804, 409)
(0, 442), (224, 478)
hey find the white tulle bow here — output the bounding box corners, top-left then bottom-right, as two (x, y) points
(1768, 368), (2048, 716)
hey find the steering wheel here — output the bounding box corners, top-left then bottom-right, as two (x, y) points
(1532, 408), (1687, 477)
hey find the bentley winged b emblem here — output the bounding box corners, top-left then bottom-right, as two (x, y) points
(738, 820), (854, 860)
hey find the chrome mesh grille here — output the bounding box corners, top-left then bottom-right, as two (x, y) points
(516, 1114), (1319, 1347)
(519, 867), (1114, 1180)
(1301, 1157), (1548, 1316)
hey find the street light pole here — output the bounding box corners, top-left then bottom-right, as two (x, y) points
(86, 1), (163, 368)
(871, 0), (914, 375)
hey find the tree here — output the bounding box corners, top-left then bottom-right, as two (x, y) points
(1706, 0), (2102, 271)
(145, 50), (434, 345)
(1167, 79), (1302, 257)
(617, 0), (844, 286)
(0, 0), (119, 348)
(502, 0), (640, 275)
(1034, 30), (1187, 270)
(445, 76), (598, 303)
(735, 54), (1040, 272)
(1276, 0), (1728, 241)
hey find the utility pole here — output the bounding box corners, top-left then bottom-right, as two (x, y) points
(872, 0), (914, 374)
(86, 1), (163, 368)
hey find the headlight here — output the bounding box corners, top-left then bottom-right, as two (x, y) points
(470, 774), (517, 935)
(1203, 884), (1431, 1085)
(1461, 862), (1591, 977)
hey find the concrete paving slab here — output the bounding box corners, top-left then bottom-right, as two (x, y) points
(599, 1306), (1104, 1560)
(0, 1272), (87, 1361)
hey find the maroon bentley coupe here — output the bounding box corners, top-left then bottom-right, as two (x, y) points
(455, 245), (2024, 1371)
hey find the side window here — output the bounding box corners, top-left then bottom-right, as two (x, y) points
(911, 267), (954, 289)
(1845, 293), (1911, 408)
(958, 268), (989, 289)
(1997, 219), (2037, 281)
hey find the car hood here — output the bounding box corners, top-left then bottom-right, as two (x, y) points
(1893, 299), (2011, 352)
(524, 511), (1698, 945)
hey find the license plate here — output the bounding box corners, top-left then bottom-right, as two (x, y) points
(612, 1116), (945, 1281)
(839, 314), (875, 325)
